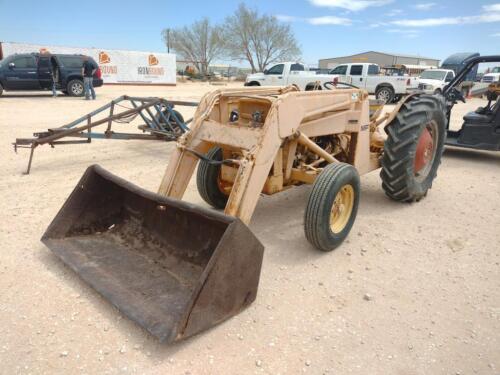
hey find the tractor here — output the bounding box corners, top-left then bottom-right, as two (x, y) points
(40, 84), (447, 343)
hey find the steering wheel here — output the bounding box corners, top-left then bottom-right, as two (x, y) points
(324, 81), (360, 90)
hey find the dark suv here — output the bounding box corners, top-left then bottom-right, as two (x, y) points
(0, 53), (103, 96)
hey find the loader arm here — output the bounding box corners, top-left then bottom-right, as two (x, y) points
(158, 86), (372, 224)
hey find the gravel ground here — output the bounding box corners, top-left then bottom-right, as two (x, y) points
(0, 84), (499, 375)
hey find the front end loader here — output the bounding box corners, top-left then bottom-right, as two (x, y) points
(42, 85), (447, 343)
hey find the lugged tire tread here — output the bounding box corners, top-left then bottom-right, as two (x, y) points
(380, 94), (446, 202)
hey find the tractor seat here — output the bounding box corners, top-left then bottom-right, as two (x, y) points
(463, 99), (500, 124)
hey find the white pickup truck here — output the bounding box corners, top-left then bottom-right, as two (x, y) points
(417, 69), (455, 94)
(327, 63), (419, 102)
(482, 67), (500, 83)
(245, 61), (418, 103)
(244, 62), (340, 91)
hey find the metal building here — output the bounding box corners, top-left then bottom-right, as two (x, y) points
(319, 51), (440, 70)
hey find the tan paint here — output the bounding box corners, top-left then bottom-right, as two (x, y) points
(158, 86), (399, 224)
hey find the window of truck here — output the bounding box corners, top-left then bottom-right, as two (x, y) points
(267, 64), (284, 75)
(350, 65), (363, 76)
(420, 70), (447, 80)
(11, 56), (37, 68)
(329, 65), (347, 75)
(58, 56), (84, 68)
(368, 64), (380, 75)
(290, 63), (305, 71)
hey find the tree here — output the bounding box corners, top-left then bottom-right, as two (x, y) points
(223, 4), (301, 73)
(162, 19), (225, 76)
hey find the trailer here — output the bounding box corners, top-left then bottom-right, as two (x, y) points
(13, 95), (198, 174)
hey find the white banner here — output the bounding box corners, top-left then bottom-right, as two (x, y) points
(0, 42), (176, 85)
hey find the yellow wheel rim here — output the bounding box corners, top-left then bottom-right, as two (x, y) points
(217, 172), (232, 196)
(330, 184), (355, 233)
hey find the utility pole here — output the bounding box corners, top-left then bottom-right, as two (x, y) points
(166, 29), (171, 53)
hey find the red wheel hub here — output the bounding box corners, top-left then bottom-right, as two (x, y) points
(414, 127), (434, 173)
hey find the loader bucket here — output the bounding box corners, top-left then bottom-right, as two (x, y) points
(41, 165), (264, 343)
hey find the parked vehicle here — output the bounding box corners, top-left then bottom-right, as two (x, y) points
(310, 68), (331, 75)
(244, 62), (339, 91)
(443, 55), (500, 151)
(441, 52), (479, 94)
(0, 53), (103, 96)
(482, 67), (500, 83)
(418, 69), (455, 94)
(327, 63), (419, 103)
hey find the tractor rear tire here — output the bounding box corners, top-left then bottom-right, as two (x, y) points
(380, 94), (446, 202)
(304, 163), (360, 251)
(196, 147), (229, 210)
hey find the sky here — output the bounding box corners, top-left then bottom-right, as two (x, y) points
(0, 0), (499, 67)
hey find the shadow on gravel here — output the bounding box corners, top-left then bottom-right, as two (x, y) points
(1, 93), (65, 98)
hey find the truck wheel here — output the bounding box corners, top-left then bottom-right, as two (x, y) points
(196, 147), (230, 209)
(67, 79), (84, 97)
(376, 86), (395, 103)
(0, 83), (3, 96)
(246, 82), (260, 86)
(380, 94), (446, 202)
(304, 163), (360, 251)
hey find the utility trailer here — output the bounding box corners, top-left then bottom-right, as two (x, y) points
(13, 95), (197, 173)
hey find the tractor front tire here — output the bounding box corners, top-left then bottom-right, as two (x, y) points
(304, 163), (360, 251)
(196, 147), (229, 209)
(381, 94), (446, 202)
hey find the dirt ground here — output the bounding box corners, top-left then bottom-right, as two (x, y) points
(0, 83), (499, 375)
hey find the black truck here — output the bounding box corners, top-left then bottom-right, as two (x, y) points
(0, 53), (103, 96)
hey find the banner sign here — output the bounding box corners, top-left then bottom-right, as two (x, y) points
(0, 42), (176, 85)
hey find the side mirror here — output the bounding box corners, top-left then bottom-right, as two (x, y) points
(263, 69), (269, 75)
(445, 77), (452, 83)
(8, 62), (15, 69)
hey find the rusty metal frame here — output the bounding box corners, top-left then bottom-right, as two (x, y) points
(13, 95), (199, 174)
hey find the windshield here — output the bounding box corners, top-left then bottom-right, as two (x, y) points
(420, 70), (447, 80)
(492, 67), (500, 73)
